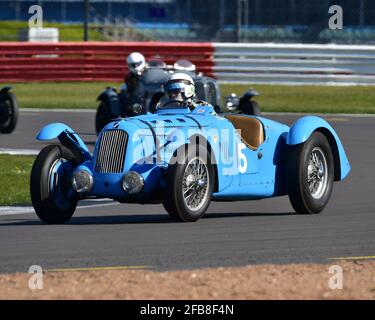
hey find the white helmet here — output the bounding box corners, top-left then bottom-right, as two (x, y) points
(163, 73), (195, 103)
(127, 52), (146, 75)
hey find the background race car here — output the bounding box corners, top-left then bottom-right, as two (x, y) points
(95, 59), (260, 134)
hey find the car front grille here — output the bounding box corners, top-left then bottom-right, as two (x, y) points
(95, 129), (128, 173)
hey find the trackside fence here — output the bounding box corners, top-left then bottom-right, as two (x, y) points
(213, 43), (375, 85)
(0, 42), (214, 82)
(1, 42), (375, 85)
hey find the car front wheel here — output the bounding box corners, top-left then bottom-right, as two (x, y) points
(287, 131), (334, 214)
(0, 92), (18, 134)
(163, 144), (214, 222)
(30, 145), (78, 224)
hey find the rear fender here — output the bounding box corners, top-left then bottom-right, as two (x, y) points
(286, 116), (350, 180)
(36, 123), (91, 163)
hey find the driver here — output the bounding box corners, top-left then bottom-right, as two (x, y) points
(161, 73), (203, 109)
(123, 52), (146, 95)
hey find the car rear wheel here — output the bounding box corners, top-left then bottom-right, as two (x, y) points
(30, 145), (78, 224)
(163, 144), (214, 222)
(0, 92), (18, 134)
(287, 131), (334, 214)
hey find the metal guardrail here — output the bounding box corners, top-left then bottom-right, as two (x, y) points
(1, 41), (375, 86)
(213, 43), (375, 85)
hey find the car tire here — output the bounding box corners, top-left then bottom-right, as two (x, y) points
(95, 101), (111, 134)
(0, 92), (18, 134)
(241, 99), (260, 116)
(30, 145), (78, 224)
(287, 131), (334, 214)
(163, 144), (215, 222)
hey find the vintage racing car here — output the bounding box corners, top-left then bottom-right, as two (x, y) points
(31, 102), (350, 224)
(0, 86), (18, 134)
(95, 59), (260, 133)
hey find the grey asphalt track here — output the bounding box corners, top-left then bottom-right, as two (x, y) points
(0, 110), (374, 273)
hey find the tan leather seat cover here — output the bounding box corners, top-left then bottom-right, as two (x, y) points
(224, 115), (264, 150)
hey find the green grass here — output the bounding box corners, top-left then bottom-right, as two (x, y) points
(0, 155), (35, 206)
(10, 82), (375, 113)
(12, 82), (118, 109)
(222, 84), (375, 114)
(0, 21), (105, 41)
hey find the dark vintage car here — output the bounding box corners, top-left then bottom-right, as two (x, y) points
(0, 87), (18, 134)
(95, 60), (260, 134)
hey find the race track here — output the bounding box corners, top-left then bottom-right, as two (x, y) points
(0, 110), (374, 273)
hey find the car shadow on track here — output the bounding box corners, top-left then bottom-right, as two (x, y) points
(0, 211), (295, 226)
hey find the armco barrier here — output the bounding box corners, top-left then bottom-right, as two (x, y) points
(0, 42), (214, 82)
(213, 43), (375, 85)
(1, 42), (375, 85)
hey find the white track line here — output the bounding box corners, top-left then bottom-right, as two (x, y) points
(0, 148), (39, 156)
(0, 200), (120, 216)
(21, 108), (95, 113)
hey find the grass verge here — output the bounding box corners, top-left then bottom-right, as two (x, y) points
(0, 21), (105, 41)
(8, 82), (375, 113)
(0, 155), (35, 206)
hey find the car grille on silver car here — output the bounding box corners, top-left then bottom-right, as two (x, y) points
(95, 130), (128, 173)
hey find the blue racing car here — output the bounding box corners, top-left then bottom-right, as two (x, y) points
(30, 101), (350, 224)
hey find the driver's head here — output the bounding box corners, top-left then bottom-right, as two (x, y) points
(127, 52), (146, 75)
(163, 73), (195, 103)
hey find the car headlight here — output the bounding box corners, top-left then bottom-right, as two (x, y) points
(122, 171), (144, 194)
(72, 170), (93, 193)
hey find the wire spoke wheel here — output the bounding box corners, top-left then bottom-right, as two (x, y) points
(182, 157), (209, 212)
(287, 131), (334, 214)
(307, 147), (328, 199)
(163, 144), (214, 222)
(31, 145), (78, 224)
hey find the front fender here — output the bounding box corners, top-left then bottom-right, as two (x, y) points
(287, 116), (350, 180)
(241, 89), (259, 100)
(97, 87), (121, 117)
(37, 123), (91, 162)
(0, 86), (12, 95)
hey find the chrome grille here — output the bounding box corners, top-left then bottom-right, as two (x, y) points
(95, 130), (128, 173)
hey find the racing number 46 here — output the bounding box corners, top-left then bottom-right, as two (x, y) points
(237, 143), (247, 174)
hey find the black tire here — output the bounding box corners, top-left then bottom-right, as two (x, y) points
(0, 92), (18, 134)
(163, 144), (215, 222)
(287, 131), (334, 214)
(95, 101), (111, 134)
(30, 145), (78, 224)
(241, 99), (260, 116)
